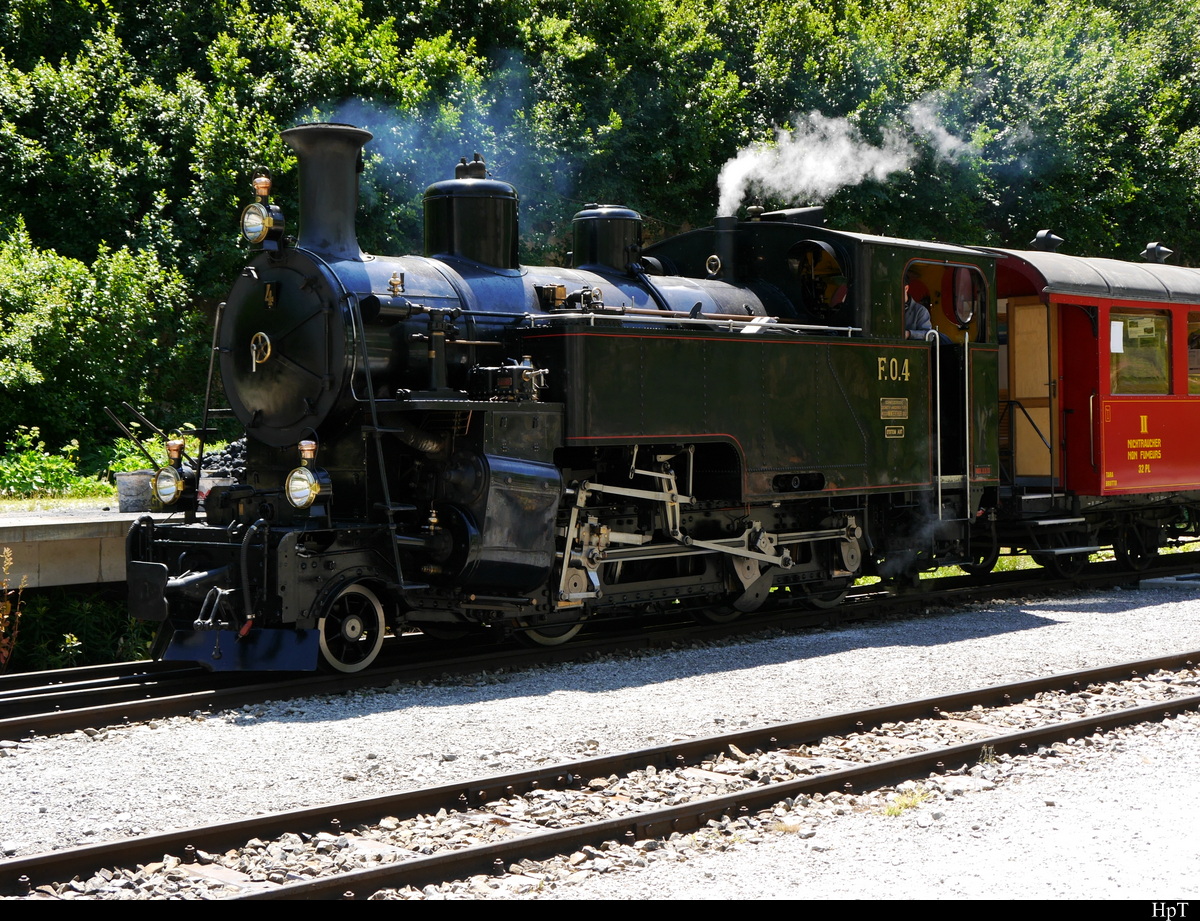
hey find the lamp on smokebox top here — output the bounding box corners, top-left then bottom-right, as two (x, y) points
(286, 439), (330, 510)
(240, 170), (286, 249)
(153, 439), (188, 507)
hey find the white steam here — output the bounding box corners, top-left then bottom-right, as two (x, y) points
(716, 102), (977, 216)
(905, 97), (977, 161)
(716, 112), (915, 216)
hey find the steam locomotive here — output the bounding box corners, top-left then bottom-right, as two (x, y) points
(126, 122), (1200, 672)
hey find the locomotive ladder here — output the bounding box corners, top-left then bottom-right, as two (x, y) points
(349, 293), (429, 594)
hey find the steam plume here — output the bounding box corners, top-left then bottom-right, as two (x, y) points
(716, 112), (915, 216)
(905, 97), (977, 161)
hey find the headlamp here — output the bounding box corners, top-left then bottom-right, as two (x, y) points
(285, 466), (321, 509)
(153, 466), (185, 506)
(239, 169), (285, 249)
(240, 202), (274, 245)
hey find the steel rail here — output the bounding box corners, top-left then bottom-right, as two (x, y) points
(3, 649), (1196, 896)
(0, 668), (435, 739)
(0, 634), (643, 738)
(0, 660), (193, 694)
(0, 668), (230, 717)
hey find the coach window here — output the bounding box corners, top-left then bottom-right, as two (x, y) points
(1109, 310), (1170, 395)
(1189, 313), (1200, 394)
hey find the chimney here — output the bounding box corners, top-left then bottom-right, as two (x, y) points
(713, 215), (737, 280)
(281, 123), (373, 260)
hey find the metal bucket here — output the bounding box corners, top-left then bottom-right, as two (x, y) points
(114, 470), (153, 512)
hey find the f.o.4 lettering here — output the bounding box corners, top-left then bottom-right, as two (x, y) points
(877, 356), (911, 382)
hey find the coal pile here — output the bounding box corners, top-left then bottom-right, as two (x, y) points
(193, 437), (247, 481)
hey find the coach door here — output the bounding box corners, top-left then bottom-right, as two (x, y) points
(1001, 295), (1060, 489)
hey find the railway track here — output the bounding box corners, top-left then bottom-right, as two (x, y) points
(0, 662), (236, 720)
(0, 623), (717, 737)
(3, 650), (1197, 899)
(4, 549), (1198, 739)
(0, 636), (540, 738)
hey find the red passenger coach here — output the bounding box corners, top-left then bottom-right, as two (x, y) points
(988, 245), (1200, 570)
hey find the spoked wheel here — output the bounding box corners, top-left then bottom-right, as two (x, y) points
(1115, 525), (1156, 572)
(516, 617), (585, 647)
(689, 604), (743, 625)
(960, 524), (1000, 576)
(413, 622), (471, 641)
(318, 583), (387, 673)
(801, 581), (848, 610)
(728, 556), (771, 613)
(1033, 552), (1087, 579)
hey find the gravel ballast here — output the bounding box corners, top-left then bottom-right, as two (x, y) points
(2, 579), (1198, 898)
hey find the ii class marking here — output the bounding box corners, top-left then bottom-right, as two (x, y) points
(877, 356), (911, 382)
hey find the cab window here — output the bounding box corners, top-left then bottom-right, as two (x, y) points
(904, 261), (987, 342)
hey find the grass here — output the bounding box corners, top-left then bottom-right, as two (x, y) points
(854, 551), (1037, 586)
(770, 820), (806, 834)
(883, 789), (929, 816)
(0, 496), (118, 514)
(0, 427), (116, 499)
(847, 539), (1200, 586)
(0, 427), (236, 505)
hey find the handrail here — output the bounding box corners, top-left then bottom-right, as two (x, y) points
(526, 311), (862, 337)
(1003, 399), (1052, 452)
(962, 330), (971, 515)
(932, 330), (943, 516)
(348, 292), (407, 590)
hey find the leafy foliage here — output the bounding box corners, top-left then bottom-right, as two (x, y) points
(0, 221), (206, 462)
(0, 427), (111, 497)
(0, 0), (1198, 461)
(0, 546), (23, 673)
(6, 586), (155, 671)
(102, 425), (228, 476)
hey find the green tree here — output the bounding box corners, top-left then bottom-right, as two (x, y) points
(0, 221), (204, 461)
